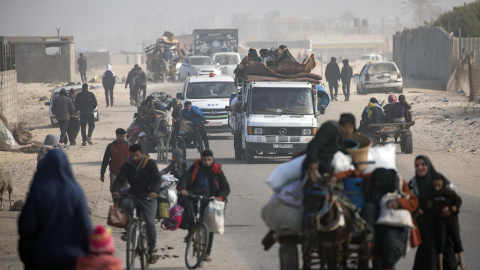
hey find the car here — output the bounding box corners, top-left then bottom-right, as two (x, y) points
(356, 62), (403, 94)
(46, 84), (99, 127)
(211, 52), (241, 76)
(176, 74), (236, 127)
(358, 54), (384, 62)
(177, 56), (221, 82)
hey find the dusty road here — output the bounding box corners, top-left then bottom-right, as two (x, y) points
(0, 76), (479, 270)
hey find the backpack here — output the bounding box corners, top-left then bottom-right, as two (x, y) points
(161, 204), (184, 231)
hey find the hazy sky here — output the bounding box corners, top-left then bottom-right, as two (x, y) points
(0, 0), (472, 52)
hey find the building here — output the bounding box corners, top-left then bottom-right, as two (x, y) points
(0, 36), (75, 83)
(0, 41), (17, 124)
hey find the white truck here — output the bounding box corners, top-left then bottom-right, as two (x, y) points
(228, 80), (319, 163)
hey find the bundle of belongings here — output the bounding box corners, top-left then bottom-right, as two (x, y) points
(234, 47), (322, 85)
(261, 133), (414, 259)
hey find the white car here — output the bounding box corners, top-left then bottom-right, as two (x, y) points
(211, 52), (241, 76)
(356, 62), (403, 94)
(358, 54), (384, 62)
(176, 75), (236, 127)
(177, 56), (221, 82)
(47, 84), (99, 127)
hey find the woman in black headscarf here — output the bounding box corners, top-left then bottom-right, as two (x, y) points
(19, 149), (92, 270)
(410, 155), (457, 270)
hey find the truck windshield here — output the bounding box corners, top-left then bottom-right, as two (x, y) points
(190, 58), (215, 66)
(186, 82), (237, 99)
(250, 87), (314, 115)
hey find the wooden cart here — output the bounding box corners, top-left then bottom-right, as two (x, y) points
(369, 122), (415, 154)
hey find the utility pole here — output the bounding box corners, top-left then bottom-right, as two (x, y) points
(56, 28), (61, 54)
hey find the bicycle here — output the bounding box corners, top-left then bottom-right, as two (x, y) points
(184, 194), (215, 269)
(118, 194), (157, 270)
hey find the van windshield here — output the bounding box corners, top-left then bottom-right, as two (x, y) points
(214, 55), (240, 65)
(190, 58), (215, 66)
(186, 82), (237, 99)
(250, 87), (314, 115)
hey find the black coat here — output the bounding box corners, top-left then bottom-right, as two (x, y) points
(341, 64), (353, 83)
(179, 160), (230, 201)
(325, 60), (341, 82)
(358, 106), (384, 134)
(77, 56), (87, 71)
(75, 90), (97, 113)
(113, 155), (162, 195)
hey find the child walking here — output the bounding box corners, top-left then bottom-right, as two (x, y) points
(76, 225), (122, 270)
(424, 173), (465, 270)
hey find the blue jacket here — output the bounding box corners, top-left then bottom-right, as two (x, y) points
(182, 106), (205, 124)
(18, 149), (92, 270)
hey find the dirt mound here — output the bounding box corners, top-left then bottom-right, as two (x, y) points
(12, 122), (32, 145)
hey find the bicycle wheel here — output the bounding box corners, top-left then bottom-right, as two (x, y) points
(185, 222), (209, 269)
(140, 223), (150, 270)
(126, 224), (138, 270)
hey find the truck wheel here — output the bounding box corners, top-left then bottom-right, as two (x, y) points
(244, 144), (255, 164)
(279, 242), (299, 270)
(234, 132), (243, 160)
(403, 135), (413, 154)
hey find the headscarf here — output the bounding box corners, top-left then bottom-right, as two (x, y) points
(104, 64), (115, 76)
(44, 134), (60, 146)
(59, 88), (68, 97)
(388, 94), (397, 104)
(414, 155), (437, 196)
(367, 102), (376, 118)
(172, 148), (184, 165)
(34, 149), (75, 187)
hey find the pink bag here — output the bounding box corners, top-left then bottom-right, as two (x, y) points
(161, 204), (184, 231)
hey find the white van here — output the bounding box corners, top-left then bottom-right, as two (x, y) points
(211, 52), (241, 76)
(176, 75), (237, 127)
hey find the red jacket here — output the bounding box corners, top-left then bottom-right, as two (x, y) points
(101, 140), (130, 176)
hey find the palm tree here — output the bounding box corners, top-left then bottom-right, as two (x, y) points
(402, 0), (442, 26)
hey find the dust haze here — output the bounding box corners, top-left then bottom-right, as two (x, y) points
(0, 0), (472, 52)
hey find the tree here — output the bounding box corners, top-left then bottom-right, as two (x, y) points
(337, 10), (356, 33)
(402, 0), (442, 26)
(432, 1), (480, 38)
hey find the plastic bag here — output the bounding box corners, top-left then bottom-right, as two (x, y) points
(203, 200), (225, 234)
(363, 143), (397, 173)
(277, 180), (303, 208)
(266, 154), (305, 192)
(261, 195), (303, 234)
(161, 204), (184, 231)
(331, 151), (354, 173)
(375, 191), (413, 228)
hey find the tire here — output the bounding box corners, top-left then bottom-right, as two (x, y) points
(279, 242), (299, 270)
(126, 224), (138, 270)
(234, 132), (243, 160)
(244, 143), (255, 164)
(397, 87), (404, 94)
(178, 138), (187, 160)
(185, 222), (209, 269)
(403, 135), (413, 154)
(140, 224), (150, 270)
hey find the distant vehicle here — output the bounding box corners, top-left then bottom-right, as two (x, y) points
(192, 29), (238, 56)
(177, 56), (221, 82)
(212, 52), (241, 76)
(47, 84), (99, 127)
(176, 75), (236, 127)
(356, 62), (403, 94)
(358, 54), (383, 62)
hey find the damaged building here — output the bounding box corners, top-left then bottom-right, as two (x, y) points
(0, 36), (75, 83)
(0, 41), (17, 124)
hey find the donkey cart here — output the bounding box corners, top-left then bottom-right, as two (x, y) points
(368, 122), (414, 154)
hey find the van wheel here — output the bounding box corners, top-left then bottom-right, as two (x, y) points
(234, 132), (243, 160)
(244, 143), (255, 164)
(397, 87), (404, 94)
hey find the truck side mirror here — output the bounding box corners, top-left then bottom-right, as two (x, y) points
(176, 93), (183, 100)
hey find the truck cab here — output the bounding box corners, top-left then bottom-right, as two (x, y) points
(176, 75), (237, 127)
(230, 81), (318, 163)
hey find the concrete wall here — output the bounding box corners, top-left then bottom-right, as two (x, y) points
(76, 51), (110, 71)
(110, 53), (143, 66)
(0, 70), (18, 124)
(393, 27), (455, 83)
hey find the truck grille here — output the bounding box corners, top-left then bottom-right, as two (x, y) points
(203, 109), (228, 119)
(264, 127), (302, 136)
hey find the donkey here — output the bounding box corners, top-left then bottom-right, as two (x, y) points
(153, 107), (173, 161)
(303, 173), (354, 270)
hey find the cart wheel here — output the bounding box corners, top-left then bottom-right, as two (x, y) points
(403, 135), (413, 154)
(279, 242), (299, 270)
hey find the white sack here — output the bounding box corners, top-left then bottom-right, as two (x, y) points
(266, 154), (305, 192)
(363, 143), (397, 173)
(204, 200), (225, 234)
(261, 195), (303, 233)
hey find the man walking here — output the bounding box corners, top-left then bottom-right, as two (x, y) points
(51, 88), (75, 148)
(325, 57), (341, 101)
(78, 53), (87, 83)
(75, 83), (97, 146)
(340, 59), (353, 101)
(66, 88), (80, 146)
(125, 64), (139, 106)
(112, 144), (161, 264)
(102, 64), (116, 107)
(133, 67), (147, 102)
(101, 128), (130, 192)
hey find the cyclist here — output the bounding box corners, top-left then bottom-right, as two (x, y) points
(111, 144), (162, 264)
(178, 149), (230, 262)
(182, 101), (210, 150)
